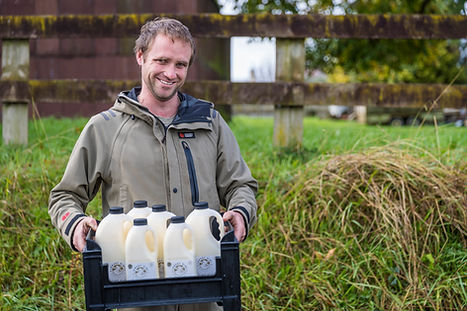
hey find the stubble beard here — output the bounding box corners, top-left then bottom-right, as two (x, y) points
(147, 75), (183, 103)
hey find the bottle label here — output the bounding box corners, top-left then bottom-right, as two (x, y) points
(196, 255), (217, 276)
(165, 259), (196, 278)
(126, 262), (157, 280)
(107, 261), (126, 282)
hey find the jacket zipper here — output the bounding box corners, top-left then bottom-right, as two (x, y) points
(154, 118), (170, 200)
(182, 141), (199, 204)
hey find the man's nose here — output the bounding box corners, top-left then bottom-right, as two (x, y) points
(164, 64), (177, 80)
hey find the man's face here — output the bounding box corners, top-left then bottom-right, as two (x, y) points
(136, 34), (192, 103)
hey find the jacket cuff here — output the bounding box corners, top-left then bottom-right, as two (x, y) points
(230, 206), (250, 240)
(63, 213), (86, 251)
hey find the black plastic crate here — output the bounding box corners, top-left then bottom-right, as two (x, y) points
(82, 229), (241, 310)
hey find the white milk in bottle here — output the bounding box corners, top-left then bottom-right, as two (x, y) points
(125, 218), (158, 280)
(95, 206), (131, 282)
(186, 202), (225, 276)
(147, 204), (175, 278)
(164, 216), (196, 278)
(127, 200), (151, 219)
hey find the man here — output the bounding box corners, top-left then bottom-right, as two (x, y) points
(48, 17), (258, 311)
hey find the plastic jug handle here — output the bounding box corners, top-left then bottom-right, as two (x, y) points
(214, 213), (225, 239)
(123, 220), (132, 239)
(145, 228), (157, 254)
(182, 225), (195, 254)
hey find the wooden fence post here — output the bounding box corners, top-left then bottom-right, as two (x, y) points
(354, 105), (367, 124)
(274, 38), (305, 148)
(1, 39), (30, 146)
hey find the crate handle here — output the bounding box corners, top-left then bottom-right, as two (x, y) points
(84, 229), (101, 251)
(221, 221), (238, 243)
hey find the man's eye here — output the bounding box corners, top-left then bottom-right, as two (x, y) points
(176, 63), (187, 68)
(156, 59), (167, 64)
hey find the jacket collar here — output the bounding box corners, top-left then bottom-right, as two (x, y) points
(113, 87), (214, 125)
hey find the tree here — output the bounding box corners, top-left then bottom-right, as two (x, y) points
(221, 0), (467, 84)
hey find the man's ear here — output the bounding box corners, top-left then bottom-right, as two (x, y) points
(136, 50), (144, 66)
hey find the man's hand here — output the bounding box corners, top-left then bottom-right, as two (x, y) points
(73, 216), (98, 252)
(222, 211), (246, 243)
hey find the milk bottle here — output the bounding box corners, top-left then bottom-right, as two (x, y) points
(127, 200), (151, 219)
(125, 218), (158, 280)
(164, 216), (196, 278)
(186, 202), (225, 276)
(147, 204), (175, 277)
(95, 206), (131, 282)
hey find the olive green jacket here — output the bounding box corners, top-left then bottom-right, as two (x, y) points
(48, 89), (258, 251)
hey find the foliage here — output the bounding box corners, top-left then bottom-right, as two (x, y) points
(221, 0), (467, 84)
(0, 116), (466, 310)
(241, 142), (466, 310)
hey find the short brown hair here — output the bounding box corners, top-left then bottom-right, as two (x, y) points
(134, 17), (196, 66)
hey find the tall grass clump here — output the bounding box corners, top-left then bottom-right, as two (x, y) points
(0, 117), (90, 310)
(241, 142), (466, 310)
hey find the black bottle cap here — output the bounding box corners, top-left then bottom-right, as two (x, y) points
(133, 218), (148, 226)
(152, 204), (167, 212)
(133, 200), (148, 208)
(170, 216), (185, 224)
(109, 206), (124, 214)
(193, 201), (209, 210)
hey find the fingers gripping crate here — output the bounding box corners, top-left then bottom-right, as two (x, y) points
(82, 230), (241, 310)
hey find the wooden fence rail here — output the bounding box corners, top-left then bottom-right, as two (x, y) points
(2, 80), (465, 108)
(1, 14), (467, 146)
(1, 14), (467, 39)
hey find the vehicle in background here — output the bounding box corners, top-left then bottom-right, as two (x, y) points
(361, 107), (466, 126)
(307, 106), (466, 126)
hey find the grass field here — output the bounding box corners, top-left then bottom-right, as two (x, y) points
(1, 116), (466, 310)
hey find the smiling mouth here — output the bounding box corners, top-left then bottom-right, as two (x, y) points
(158, 78), (176, 86)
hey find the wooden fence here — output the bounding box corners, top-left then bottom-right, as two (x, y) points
(1, 13), (467, 146)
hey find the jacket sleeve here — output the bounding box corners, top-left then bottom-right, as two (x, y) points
(48, 116), (107, 250)
(215, 112), (258, 236)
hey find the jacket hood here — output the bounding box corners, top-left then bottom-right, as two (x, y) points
(112, 87), (214, 126)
